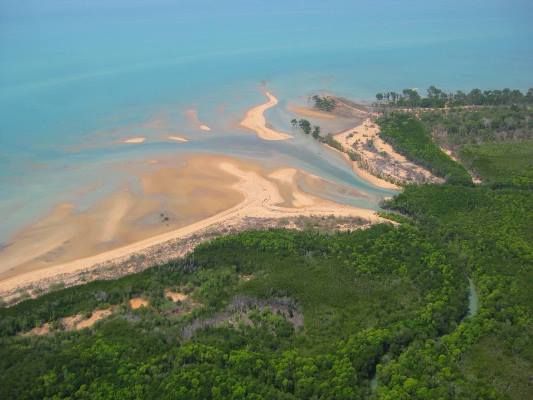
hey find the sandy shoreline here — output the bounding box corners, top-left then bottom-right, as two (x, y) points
(333, 118), (441, 187)
(0, 154), (382, 300)
(240, 92), (292, 141)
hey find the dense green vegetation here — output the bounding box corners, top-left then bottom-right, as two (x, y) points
(381, 182), (533, 399)
(0, 224), (468, 399)
(377, 113), (472, 184)
(460, 141), (533, 188)
(420, 106), (533, 147)
(376, 86), (533, 108)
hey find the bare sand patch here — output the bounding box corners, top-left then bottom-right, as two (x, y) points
(199, 125), (211, 131)
(76, 309), (113, 329)
(240, 92), (292, 141)
(123, 137), (146, 144)
(165, 289), (188, 302)
(24, 323), (51, 336)
(129, 297), (149, 309)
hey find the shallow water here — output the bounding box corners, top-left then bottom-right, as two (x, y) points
(1, 0), (532, 242)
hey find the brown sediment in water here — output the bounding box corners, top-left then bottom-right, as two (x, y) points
(185, 108), (211, 132)
(287, 104), (337, 120)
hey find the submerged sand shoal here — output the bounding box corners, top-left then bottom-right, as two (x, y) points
(0, 153), (382, 297)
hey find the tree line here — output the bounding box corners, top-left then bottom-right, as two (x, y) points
(376, 86), (533, 108)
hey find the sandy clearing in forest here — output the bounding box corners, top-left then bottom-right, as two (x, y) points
(129, 297), (149, 309)
(240, 92), (292, 141)
(23, 307), (113, 336)
(0, 154), (382, 298)
(76, 309), (113, 329)
(165, 290), (188, 302)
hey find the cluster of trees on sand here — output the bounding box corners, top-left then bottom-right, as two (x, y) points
(376, 86), (533, 108)
(290, 118), (344, 152)
(312, 95), (337, 112)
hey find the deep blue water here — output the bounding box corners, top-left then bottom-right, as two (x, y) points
(0, 0), (532, 241)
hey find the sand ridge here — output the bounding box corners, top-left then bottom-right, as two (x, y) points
(240, 92), (292, 141)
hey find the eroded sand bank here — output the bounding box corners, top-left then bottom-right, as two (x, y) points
(240, 92), (292, 141)
(0, 154), (382, 297)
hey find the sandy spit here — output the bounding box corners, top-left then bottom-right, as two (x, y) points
(240, 92), (292, 141)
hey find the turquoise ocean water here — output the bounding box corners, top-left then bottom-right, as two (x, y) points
(0, 0), (532, 242)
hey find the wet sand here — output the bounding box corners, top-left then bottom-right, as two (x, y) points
(240, 92), (293, 140)
(0, 154), (382, 296)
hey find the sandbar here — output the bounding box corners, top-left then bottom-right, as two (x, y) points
(240, 92), (292, 141)
(167, 135), (189, 142)
(123, 137), (146, 144)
